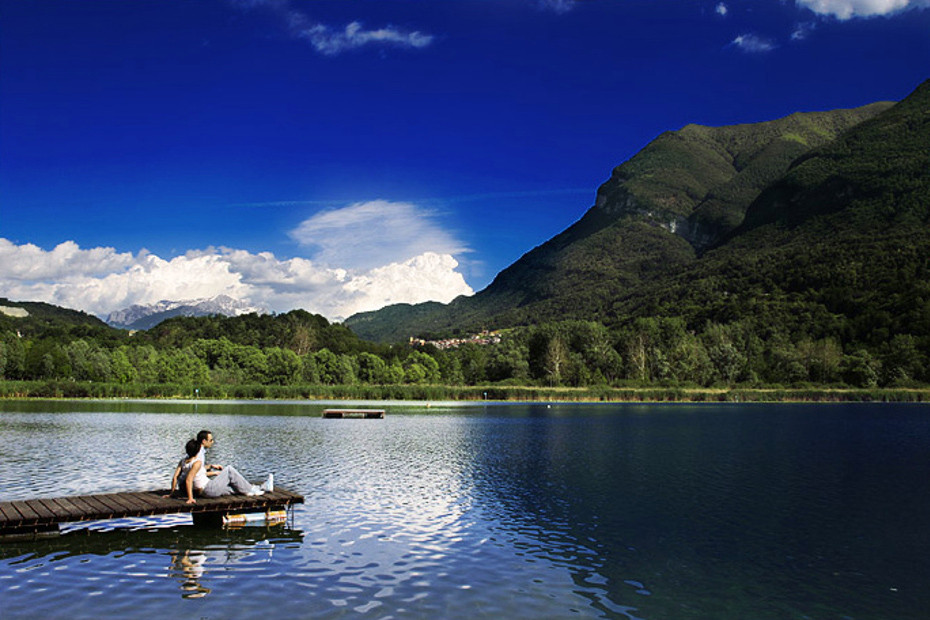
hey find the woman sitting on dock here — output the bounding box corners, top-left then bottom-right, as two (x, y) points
(168, 439), (271, 504)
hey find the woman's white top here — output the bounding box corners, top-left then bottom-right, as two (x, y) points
(179, 456), (210, 491)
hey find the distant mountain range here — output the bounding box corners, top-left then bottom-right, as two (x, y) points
(346, 79), (929, 344)
(106, 295), (266, 330)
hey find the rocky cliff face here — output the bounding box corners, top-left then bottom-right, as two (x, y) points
(595, 183), (687, 235)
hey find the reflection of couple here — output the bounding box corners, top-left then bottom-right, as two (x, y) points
(170, 549), (211, 598)
(166, 429), (272, 504)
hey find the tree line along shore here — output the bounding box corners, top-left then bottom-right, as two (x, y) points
(2, 380), (928, 403)
(3, 309), (928, 403)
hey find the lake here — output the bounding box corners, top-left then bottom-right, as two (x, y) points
(0, 400), (928, 619)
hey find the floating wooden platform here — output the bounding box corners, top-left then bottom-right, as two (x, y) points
(322, 408), (385, 419)
(0, 488), (303, 540)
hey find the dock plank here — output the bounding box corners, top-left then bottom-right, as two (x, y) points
(67, 495), (103, 517)
(124, 492), (173, 512)
(9, 501), (41, 524)
(0, 503), (21, 523)
(75, 495), (116, 520)
(24, 500), (58, 522)
(87, 494), (124, 517)
(36, 499), (73, 521)
(101, 492), (144, 515)
(48, 497), (86, 521)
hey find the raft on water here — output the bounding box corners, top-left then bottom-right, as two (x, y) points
(322, 409), (385, 419)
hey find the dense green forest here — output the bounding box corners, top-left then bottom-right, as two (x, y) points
(1, 303), (926, 394)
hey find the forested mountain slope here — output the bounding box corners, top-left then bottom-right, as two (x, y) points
(0, 297), (117, 340)
(346, 93), (903, 342)
(617, 79), (930, 346)
(138, 309), (381, 355)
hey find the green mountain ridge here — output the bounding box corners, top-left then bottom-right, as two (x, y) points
(595, 101), (893, 248)
(0, 297), (112, 335)
(345, 81), (926, 344)
(629, 79), (930, 347)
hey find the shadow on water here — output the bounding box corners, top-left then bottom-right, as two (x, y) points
(468, 402), (930, 619)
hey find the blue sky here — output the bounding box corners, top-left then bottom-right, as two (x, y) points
(1, 0), (928, 320)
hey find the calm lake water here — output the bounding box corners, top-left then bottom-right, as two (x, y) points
(0, 400), (928, 619)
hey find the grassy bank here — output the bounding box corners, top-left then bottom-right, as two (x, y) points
(1, 380), (928, 403)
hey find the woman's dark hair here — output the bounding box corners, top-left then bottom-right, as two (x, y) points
(197, 429), (212, 444)
(185, 438), (201, 458)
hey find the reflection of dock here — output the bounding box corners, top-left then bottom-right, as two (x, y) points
(322, 408), (385, 419)
(0, 521), (305, 560)
(0, 488), (304, 540)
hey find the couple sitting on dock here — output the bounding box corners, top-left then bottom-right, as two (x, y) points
(167, 429), (273, 504)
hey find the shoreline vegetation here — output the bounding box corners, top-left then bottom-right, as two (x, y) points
(1, 380), (927, 403)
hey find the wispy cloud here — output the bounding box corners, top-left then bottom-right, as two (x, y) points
(537, 0), (578, 13)
(716, 3), (729, 16)
(796, 0), (930, 20)
(231, 0), (434, 55)
(791, 21), (818, 40)
(289, 200), (469, 272)
(730, 33), (778, 53)
(288, 17), (434, 56)
(0, 238), (473, 322)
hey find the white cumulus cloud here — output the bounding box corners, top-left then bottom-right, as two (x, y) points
(0, 239), (137, 280)
(338, 253), (471, 318)
(0, 239), (473, 323)
(716, 3), (729, 16)
(796, 0), (930, 19)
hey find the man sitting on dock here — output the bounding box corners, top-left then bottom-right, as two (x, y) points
(196, 429), (222, 475)
(167, 437), (272, 504)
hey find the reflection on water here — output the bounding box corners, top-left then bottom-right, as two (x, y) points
(170, 549), (210, 598)
(1, 400), (929, 619)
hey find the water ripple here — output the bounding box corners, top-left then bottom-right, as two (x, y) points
(2, 402), (930, 618)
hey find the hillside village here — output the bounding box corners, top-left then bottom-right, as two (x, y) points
(409, 330), (502, 350)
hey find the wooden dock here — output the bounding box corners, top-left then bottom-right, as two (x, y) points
(322, 408), (385, 419)
(0, 488), (304, 540)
